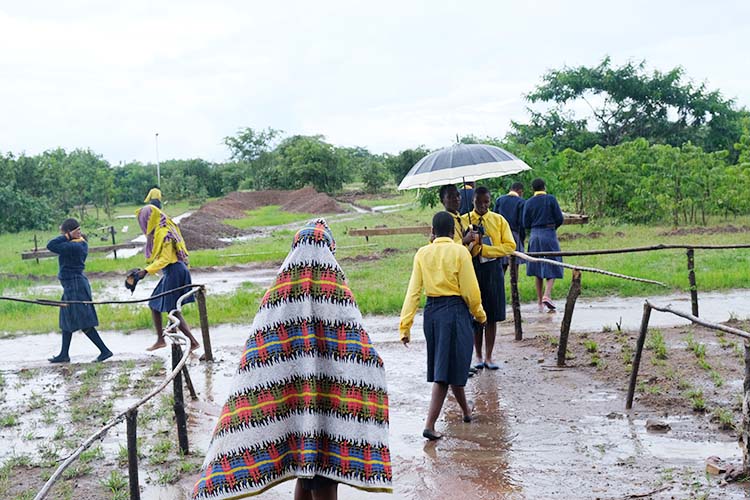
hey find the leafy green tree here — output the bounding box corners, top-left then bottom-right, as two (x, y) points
(510, 57), (746, 154)
(271, 135), (346, 193)
(384, 147), (430, 184)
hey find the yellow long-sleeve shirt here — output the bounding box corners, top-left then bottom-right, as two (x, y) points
(144, 188), (162, 203)
(399, 237), (486, 342)
(145, 241), (178, 275)
(462, 210), (516, 259)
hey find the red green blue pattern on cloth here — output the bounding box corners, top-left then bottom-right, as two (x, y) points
(192, 219), (392, 499)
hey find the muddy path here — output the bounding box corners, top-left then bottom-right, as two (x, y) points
(2, 303), (749, 498)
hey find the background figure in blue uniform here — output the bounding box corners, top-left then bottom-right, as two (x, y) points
(523, 179), (564, 313)
(47, 218), (113, 363)
(494, 182), (526, 274)
(458, 181), (475, 215)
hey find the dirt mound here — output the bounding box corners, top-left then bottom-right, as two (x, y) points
(558, 231), (604, 242)
(658, 225), (750, 236)
(178, 188), (344, 250)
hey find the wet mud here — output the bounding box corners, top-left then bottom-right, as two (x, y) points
(3, 298), (750, 498)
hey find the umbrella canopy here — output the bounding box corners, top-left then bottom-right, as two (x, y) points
(397, 143), (531, 190)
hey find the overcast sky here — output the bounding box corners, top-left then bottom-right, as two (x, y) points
(1, 0), (748, 164)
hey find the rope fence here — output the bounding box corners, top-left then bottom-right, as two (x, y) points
(625, 301), (750, 474)
(34, 286), (202, 500)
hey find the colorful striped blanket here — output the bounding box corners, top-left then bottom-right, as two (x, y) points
(193, 219), (392, 499)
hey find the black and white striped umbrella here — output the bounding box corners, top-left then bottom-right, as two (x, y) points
(397, 143), (531, 190)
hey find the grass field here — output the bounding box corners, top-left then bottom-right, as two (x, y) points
(2, 189), (750, 336)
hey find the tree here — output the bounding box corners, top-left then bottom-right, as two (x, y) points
(384, 147), (430, 184)
(223, 127), (282, 162)
(510, 57), (746, 154)
(271, 135), (346, 193)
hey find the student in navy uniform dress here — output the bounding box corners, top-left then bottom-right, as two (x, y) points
(523, 178), (564, 312)
(47, 218), (113, 363)
(494, 182), (526, 273)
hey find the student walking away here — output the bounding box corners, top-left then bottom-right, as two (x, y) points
(458, 181), (475, 215)
(47, 218), (113, 363)
(494, 182), (526, 273)
(523, 178), (564, 312)
(143, 185), (162, 209)
(438, 184), (479, 379)
(192, 219), (392, 500)
(464, 186), (516, 371)
(130, 205), (200, 352)
(400, 211), (487, 441)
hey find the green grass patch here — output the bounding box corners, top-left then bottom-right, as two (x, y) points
(224, 205), (315, 229)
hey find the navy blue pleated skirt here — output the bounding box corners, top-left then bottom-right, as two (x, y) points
(59, 275), (98, 332)
(149, 262), (195, 313)
(475, 258), (505, 323)
(526, 227), (564, 279)
(423, 296), (474, 386)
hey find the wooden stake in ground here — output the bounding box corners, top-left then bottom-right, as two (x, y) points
(557, 269), (582, 367)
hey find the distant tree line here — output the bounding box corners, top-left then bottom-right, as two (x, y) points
(1, 57), (749, 232)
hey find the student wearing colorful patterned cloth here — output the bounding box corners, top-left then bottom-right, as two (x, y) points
(400, 211), (486, 441)
(192, 219), (392, 500)
(463, 186), (516, 371)
(131, 205), (200, 352)
(47, 218), (113, 363)
(523, 178), (565, 312)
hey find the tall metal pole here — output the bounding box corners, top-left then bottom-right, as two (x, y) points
(155, 132), (161, 187)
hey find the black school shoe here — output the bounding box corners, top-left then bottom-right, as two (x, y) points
(48, 355), (70, 363)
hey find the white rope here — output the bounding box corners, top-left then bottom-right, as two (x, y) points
(512, 251), (666, 286)
(34, 287), (200, 500)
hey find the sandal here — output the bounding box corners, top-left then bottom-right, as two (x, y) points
(542, 297), (556, 311)
(422, 428), (443, 441)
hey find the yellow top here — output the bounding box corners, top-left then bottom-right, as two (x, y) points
(398, 237), (486, 341)
(144, 187), (162, 203)
(145, 239), (178, 274)
(462, 210), (516, 259)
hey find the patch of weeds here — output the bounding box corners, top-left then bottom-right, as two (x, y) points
(602, 325), (612, 333)
(38, 442), (60, 468)
(177, 457), (200, 474)
(677, 379), (692, 390)
(28, 391), (48, 410)
(0, 372), (5, 387)
(62, 462), (92, 479)
(101, 470), (128, 498)
(709, 370), (724, 388)
(684, 388), (707, 412)
(637, 381), (662, 395)
(645, 330), (668, 359)
(149, 437), (174, 465)
(0, 413), (18, 427)
(659, 467), (675, 482)
(156, 468), (179, 485)
(590, 353), (605, 369)
(711, 408), (735, 430)
(621, 344), (633, 366)
(53, 425), (65, 441)
(583, 340), (598, 353)
(114, 372), (130, 391)
(18, 368), (38, 380)
(663, 366), (677, 380)
(735, 342), (744, 359)
(41, 407), (56, 425)
(79, 445), (104, 464)
(144, 360), (165, 378)
(22, 431), (35, 441)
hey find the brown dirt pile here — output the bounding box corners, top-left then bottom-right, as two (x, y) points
(179, 188), (345, 250)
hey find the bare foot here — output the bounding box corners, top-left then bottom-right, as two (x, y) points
(190, 342), (201, 352)
(146, 341), (167, 351)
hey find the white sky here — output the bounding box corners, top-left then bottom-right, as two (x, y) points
(1, 0), (749, 164)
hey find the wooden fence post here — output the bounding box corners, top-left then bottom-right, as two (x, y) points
(126, 409), (140, 500)
(743, 341), (750, 473)
(196, 287), (213, 362)
(626, 303), (652, 410)
(687, 248), (698, 317)
(556, 269), (582, 367)
(510, 255), (523, 340)
(171, 344), (189, 455)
